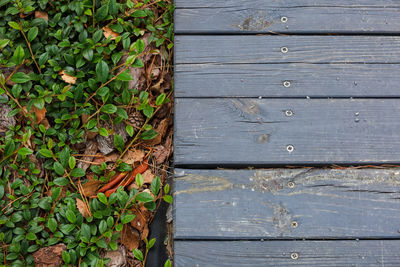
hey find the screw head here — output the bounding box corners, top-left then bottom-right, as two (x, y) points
(285, 110), (294, 117)
(281, 16), (288, 23)
(283, 81), (291, 88)
(281, 46), (288, 53)
(287, 181), (295, 188)
(286, 145), (295, 153)
(291, 221), (298, 228)
(291, 252), (299, 260)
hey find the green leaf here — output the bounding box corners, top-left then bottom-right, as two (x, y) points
(108, 0), (118, 15)
(140, 130), (158, 140)
(12, 45), (25, 65)
(136, 173), (143, 188)
(96, 238), (107, 248)
(26, 232), (37, 240)
(163, 195), (173, 203)
(38, 52), (49, 66)
(95, 5), (109, 21)
(66, 210), (77, 224)
(164, 259), (171, 267)
(28, 27), (38, 42)
(38, 198), (52, 210)
(99, 220), (107, 234)
(156, 93), (166, 105)
(116, 70), (132, 81)
(53, 162), (65, 175)
(62, 251), (71, 264)
(113, 134), (124, 152)
(132, 58), (144, 68)
(69, 156), (76, 169)
(143, 105), (154, 118)
(81, 223), (91, 242)
(17, 147), (33, 156)
(83, 48), (93, 61)
(135, 39), (145, 53)
(8, 21), (20, 30)
(136, 192), (154, 203)
(151, 176), (161, 195)
(131, 10), (147, 17)
(0, 39), (10, 49)
(121, 214), (135, 224)
(70, 168), (85, 177)
(148, 238), (156, 249)
(96, 60), (109, 83)
(53, 177), (69, 186)
(11, 72), (30, 83)
(48, 218), (57, 232)
(133, 248), (144, 261)
(97, 193), (108, 205)
(126, 124), (134, 137)
(39, 149), (53, 158)
(93, 29), (103, 43)
(99, 127), (109, 136)
(4, 140), (15, 157)
(101, 104), (117, 114)
(117, 162), (132, 172)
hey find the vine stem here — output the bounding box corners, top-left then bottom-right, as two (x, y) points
(19, 22), (41, 74)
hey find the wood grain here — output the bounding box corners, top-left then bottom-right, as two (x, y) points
(175, 240), (400, 266)
(174, 168), (400, 239)
(176, 63), (400, 97)
(175, 0), (400, 34)
(175, 98), (400, 166)
(176, 35), (400, 64)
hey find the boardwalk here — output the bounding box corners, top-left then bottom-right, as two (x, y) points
(173, 1), (400, 266)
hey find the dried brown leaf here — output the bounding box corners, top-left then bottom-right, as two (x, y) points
(77, 140), (98, 171)
(59, 70), (77, 84)
(141, 225), (149, 241)
(103, 27), (120, 40)
(122, 149), (145, 165)
(35, 11), (48, 21)
(143, 118), (169, 146)
(82, 180), (102, 197)
(152, 145), (170, 164)
(142, 169), (155, 184)
(31, 106), (46, 124)
(121, 225), (140, 251)
(76, 198), (90, 218)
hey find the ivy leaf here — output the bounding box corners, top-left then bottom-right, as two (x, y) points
(156, 93), (166, 105)
(97, 193), (107, 205)
(47, 218), (57, 232)
(65, 210), (76, 224)
(96, 60), (109, 83)
(131, 10), (147, 17)
(135, 192), (154, 203)
(135, 39), (145, 54)
(95, 5), (109, 22)
(116, 70), (132, 81)
(108, 0), (118, 16)
(70, 168), (85, 177)
(163, 195), (173, 203)
(133, 249), (144, 261)
(39, 149), (53, 158)
(151, 176), (161, 195)
(53, 177), (69, 186)
(28, 27), (38, 42)
(121, 214), (135, 224)
(4, 140), (15, 157)
(12, 46), (24, 65)
(113, 134), (124, 152)
(11, 72), (30, 83)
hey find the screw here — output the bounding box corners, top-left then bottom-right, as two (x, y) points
(287, 145), (295, 153)
(291, 221), (298, 228)
(285, 110), (294, 117)
(291, 252), (299, 260)
(287, 181), (295, 188)
(283, 81), (291, 88)
(281, 46), (288, 53)
(281, 16), (288, 23)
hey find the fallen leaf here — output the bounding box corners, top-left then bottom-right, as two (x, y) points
(82, 180), (102, 197)
(35, 11), (48, 21)
(152, 145), (170, 164)
(121, 225), (140, 250)
(59, 70), (77, 84)
(41, 118), (50, 129)
(103, 27), (120, 40)
(122, 149), (145, 165)
(77, 140), (98, 171)
(141, 224), (149, 241)
(143, 118), (169, 146)
(31, 105), (46, 124)
(142, 169), (155, 184)
(33, 243), (66, 267)
(130, 206), (151, 232)
(76, 198), (90, 218)
(103, 246), (126, 267)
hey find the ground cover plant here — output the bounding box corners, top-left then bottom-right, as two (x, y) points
(0, 0), (174, 266)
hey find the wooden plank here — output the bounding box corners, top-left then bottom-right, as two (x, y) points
(174, 168), (400, 239)
(175, 63), (400, 98)
(174, 240), (400, 266)
(175, 0), (400, 34)
(175, 36), (400, 64)
(175, 98), (400, 166)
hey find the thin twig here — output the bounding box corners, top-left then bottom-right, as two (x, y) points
(19, 22), (41, 74)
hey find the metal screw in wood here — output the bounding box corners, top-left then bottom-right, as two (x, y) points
(287, 181), (295, 188)
(281, 46), (288, 53)
(283, 81), (291, 87)
(287, 145), (295, 153)
(291, 253), (299, 260)
(281, 16), (288, 23)
(291, 221), (298, 228)
(285, 110), (294, 117)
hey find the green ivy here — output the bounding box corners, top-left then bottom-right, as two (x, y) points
(0, 0), (174, 266)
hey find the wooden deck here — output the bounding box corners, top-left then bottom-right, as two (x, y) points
(173, 1), (400, 266)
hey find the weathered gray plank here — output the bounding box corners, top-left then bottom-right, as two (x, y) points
(175, 63), (400, 97)
(175, 98), (400, 166)
(175, 0), (400, 34)
(174, 168), (400, 239)
(176, 36), (400, 64)
(175, 240), (400, 266)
